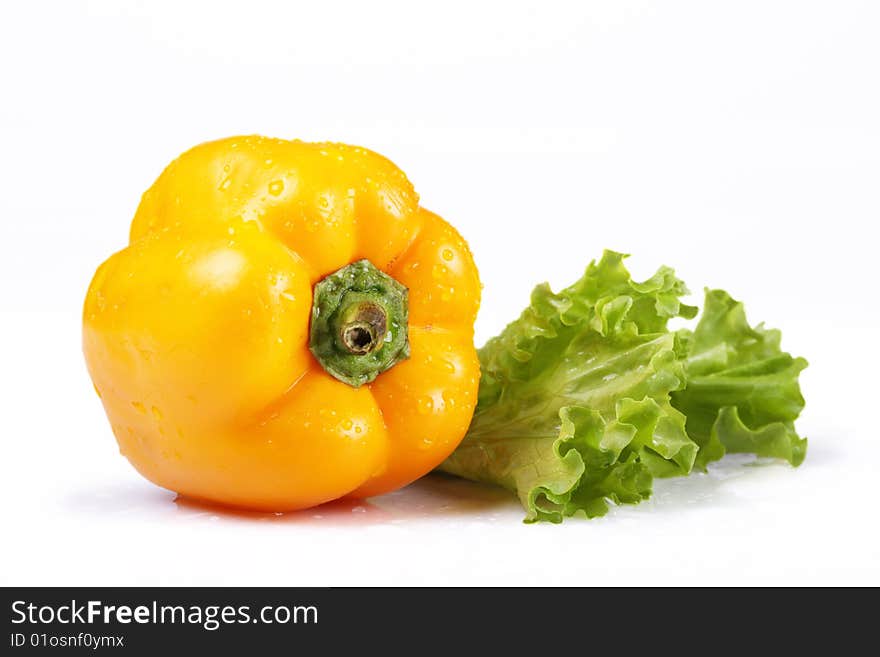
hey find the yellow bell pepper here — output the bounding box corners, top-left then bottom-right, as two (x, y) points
(83, 136), (481, 510)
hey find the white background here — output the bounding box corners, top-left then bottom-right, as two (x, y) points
(1, 0), (877, 585)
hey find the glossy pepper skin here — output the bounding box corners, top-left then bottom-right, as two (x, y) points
(83, 136), (481, 510)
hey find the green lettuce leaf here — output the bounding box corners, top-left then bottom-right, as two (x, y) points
(438, 252), (808, 522)
(438, 251), (699, 523)
(671, 289), (808, 468)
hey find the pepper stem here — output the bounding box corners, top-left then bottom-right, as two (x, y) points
(340, 301), (387, 354)
(343, 323), (377, 353)
(309, 260), (409, 387)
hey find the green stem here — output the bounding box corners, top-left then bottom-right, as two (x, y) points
(309, 259), (410, 387)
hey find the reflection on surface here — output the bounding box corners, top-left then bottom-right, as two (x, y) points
(172, 495), (391, 525)
(617, 453), (801, 519)
(173, 474), (517, 525)
(66, 473), (519, 526)
(65, 450), (816, 525)
(373, 473), (516, 518)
